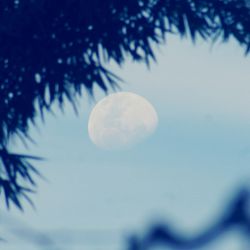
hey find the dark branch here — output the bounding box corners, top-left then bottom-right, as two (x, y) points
(1, 0), (250, 210)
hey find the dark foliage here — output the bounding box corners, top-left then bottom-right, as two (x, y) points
(128, 188), (250, 249)
(1, 0), (250, 210)
(0, 148), (42, 210)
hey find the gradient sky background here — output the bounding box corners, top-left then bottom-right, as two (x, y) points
(1, 35), (250, 250)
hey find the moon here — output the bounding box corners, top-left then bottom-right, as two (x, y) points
(88, 92), (158, 150)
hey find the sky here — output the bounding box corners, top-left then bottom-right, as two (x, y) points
(1, 35), (250, 250)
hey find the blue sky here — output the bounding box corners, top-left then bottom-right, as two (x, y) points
(1, 36), (250, 250)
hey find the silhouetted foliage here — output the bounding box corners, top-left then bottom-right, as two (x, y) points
(1, 0), (250, 209)
(128, 188), (250, 249)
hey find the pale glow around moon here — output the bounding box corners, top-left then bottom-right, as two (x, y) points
(88, 92), (158, 150)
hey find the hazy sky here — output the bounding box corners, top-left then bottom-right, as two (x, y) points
(2, 35), (250, 250)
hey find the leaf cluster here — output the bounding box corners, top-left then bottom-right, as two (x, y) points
(1, 0), (250, 210)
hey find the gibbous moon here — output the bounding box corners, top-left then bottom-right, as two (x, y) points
(88, 92), (158, 150)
